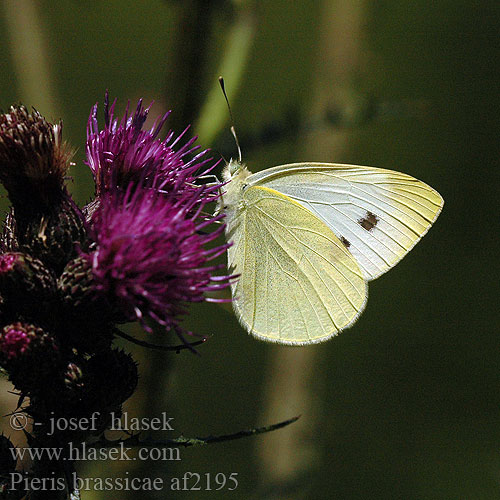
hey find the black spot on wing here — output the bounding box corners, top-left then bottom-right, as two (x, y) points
(358, 211), (378, 232)
(340, 236), (351, 248)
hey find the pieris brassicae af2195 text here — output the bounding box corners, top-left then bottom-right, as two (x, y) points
(221, 160), (443, 345)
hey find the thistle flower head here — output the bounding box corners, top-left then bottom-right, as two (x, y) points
(84, 349), (138, 409)
(0, 253), (17, 273)
(0, 323), (32, 360)
(0, 93), (233, 432)
(85, 183), (230, 338)
(0, 105), (71, 211)
(86, 92), (217, 202)
(0, 252), (56, 320)
(0, 322), (58, 368)
(0, 322), (61, 394)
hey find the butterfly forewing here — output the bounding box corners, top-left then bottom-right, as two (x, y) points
(248, 163), (444, 280)
(228, 185), (367, 344)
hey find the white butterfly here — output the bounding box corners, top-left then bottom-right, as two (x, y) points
(221, 160), (443, 345)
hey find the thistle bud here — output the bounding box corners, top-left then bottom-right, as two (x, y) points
(58, 254), (115, 352)
(60, 361), (87, 407)
(63, 362), (84, 390)
(84, 349), (138, 409)
(0, 322), (60, 393)
(58, 256), (98, 310)
(57, 257), (117, 336)
(0, 106), (69, 211)
(0, 106), (88, 273)
(15, 196), (88, 275)
(0, 252), (56, 319)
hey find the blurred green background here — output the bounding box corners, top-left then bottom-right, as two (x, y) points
(0, 0), (499, 499)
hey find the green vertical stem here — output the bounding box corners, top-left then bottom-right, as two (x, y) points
(164, 0), (224, 134)
(130, 2), (254, 495)
(195, 7), (256, 145)
(255, 1), (366, 498)
(146, 0), (222, 421)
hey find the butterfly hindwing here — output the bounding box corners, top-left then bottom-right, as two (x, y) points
(227, 185), (367, 344)
(248, 163), (444, 280)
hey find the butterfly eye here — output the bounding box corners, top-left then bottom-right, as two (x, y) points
(229, 160), (240, 176)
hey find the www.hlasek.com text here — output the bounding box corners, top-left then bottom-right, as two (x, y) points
(10, 441), (181, 462)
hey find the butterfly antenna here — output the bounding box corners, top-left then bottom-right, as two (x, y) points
(219, 76), (242, 163)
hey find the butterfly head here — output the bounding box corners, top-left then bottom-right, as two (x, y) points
(221, 159), (252, 218)
(222, 158), (244, 181)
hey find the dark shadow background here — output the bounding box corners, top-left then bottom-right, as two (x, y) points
(0, 1), (499, 499)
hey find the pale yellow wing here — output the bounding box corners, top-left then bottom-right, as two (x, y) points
(248, 163), (444, 280)
(227, 185), (367, 345)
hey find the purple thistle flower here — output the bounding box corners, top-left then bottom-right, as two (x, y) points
(0, 324), (32, 359)
(0, 322), (60, 393)
(0, 253), (17, 273)
(85, 183), (231, 339)
(86, 92), (217, 202)
(0, 322), (58, 361)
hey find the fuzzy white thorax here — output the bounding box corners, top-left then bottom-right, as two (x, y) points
(221, 159), (252, 227)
